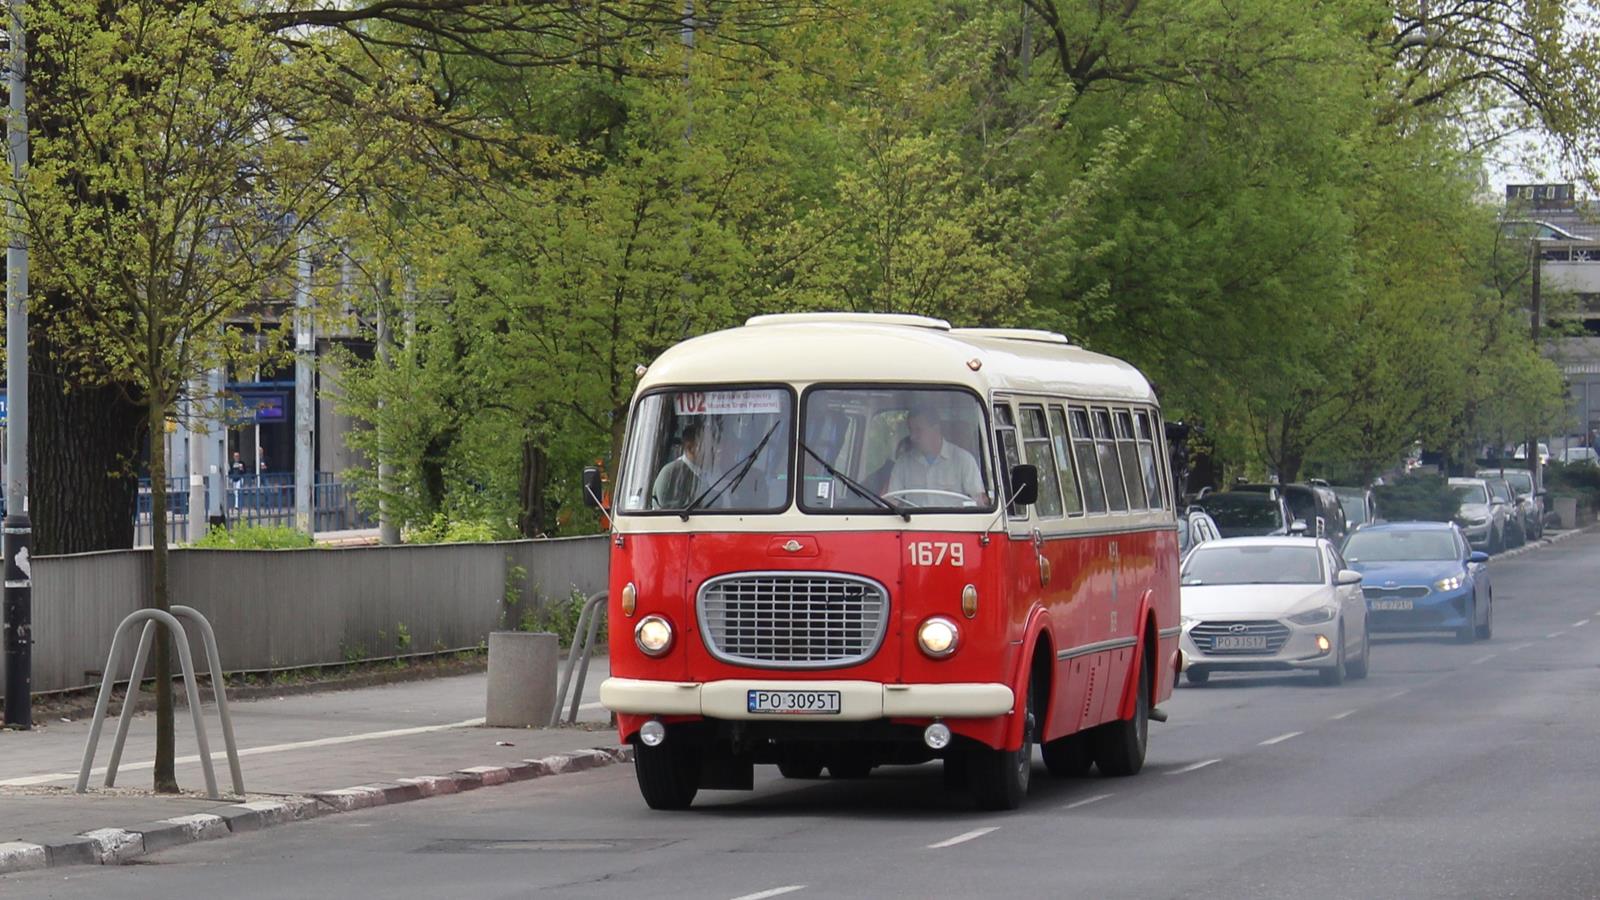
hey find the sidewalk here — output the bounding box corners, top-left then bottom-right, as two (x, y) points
(1, 658), (621, 874)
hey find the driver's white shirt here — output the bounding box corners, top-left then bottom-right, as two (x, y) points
(887, 441), (985, 502)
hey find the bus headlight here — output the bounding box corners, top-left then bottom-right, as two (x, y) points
(917, 617), (960, 659)
(634, 615), (674, 657)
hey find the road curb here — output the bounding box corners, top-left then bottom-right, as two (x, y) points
(0, 745), (632, 877)
(1495, 523), (1598, 560)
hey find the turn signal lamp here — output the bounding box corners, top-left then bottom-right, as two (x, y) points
(621, 582), (637, 617)
(961, 584), (978, 619)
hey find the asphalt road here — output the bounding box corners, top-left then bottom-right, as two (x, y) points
(8, 533), (1600, 900)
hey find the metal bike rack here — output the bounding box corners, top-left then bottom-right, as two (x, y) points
(77, 606), (243, 799)
(550, 590), (607, 727)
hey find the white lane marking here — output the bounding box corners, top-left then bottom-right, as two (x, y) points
(730, 887), (807, 900)
(1572, 619), (1590, 628)
(927, 827), (1000, 849)
(1168, 758), (1222, 775)
(1258, 731), (1302, 746)
(1510, 642), (1534, 652)
(1472, 653), (1499, 665)
(1382, 690), (1409, 701)
(1064, 793), (1114, 810)
(1330, 709), (1358, 721)
(1546, 631), (1566, 639)
(0, 718), (486, 786)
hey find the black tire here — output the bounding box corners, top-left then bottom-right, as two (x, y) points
(1041, 733), (1093, 777)
(776, 757), (823, 780)
(971, 671), (1039, 810)
(1318, 627), (1347, 686)
(634, 741), (699, 810)
(1185, 668), (1210, 686)
(1346, 624), (1370, 680)
(1476, 592), (1493, 641)
(1093, 651), (1150, 777)
(1456, 595), (1478, 644)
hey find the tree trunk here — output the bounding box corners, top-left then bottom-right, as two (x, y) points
(147, 397), (177, 793)
(518, 438), (548, 537)
(29, 343), (143, 554)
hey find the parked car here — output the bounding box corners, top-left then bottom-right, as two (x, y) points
(1476, 467), (1542, 542)
(1479, 476), (1526, 546)
(1513, 442), (1551, 465)
(1178, 537), (1370, 686)
(1234, 482), (1350, 545)
(1331, 485), (1379, 531)
(1343, 522), (1492, 643)
(1447, 477), (1510, 554)
(1177, 507), (1222, 558)
(1560, 447), (1599, 467)
(1189, 490), (1292, 538)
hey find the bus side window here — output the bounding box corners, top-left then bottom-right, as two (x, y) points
(1047, 405), (1084, 515)
(994, 403), (1027, 518)
(1092, 407), (1129, 512)
(1134, 410), (1166, 511)
(1019, 404), (1064, 519)
(1068, 407), (1108, 513)
(1113, 409), (1148, 509)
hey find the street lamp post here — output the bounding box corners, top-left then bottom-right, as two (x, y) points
(3, 0), (31, 729)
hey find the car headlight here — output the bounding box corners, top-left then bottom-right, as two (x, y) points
(917, 616), (960, 658)
(1288, 606), (1337, 625)
(634, 615), (674, 657)
(1434, 574), (1465, 592)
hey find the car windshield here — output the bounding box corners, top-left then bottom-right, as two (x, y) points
(1333, 489), (1368, 525)
(1487, 481), (1511, 502)
(1345, 530), (1459, 562)
(616, 388), (793, 514)
(1182, 545), (1323, 585)
(1453, 483), (1488, 505)
(800, 387), (994, 513)
(1486, 471), (1534, 494)
(1193, 494), (1283, 534)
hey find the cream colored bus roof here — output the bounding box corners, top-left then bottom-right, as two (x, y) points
(638, 313), (1156, 405)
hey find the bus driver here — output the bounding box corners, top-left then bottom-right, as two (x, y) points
(651, 419), (706, 509)
(887, 406), (989, 507)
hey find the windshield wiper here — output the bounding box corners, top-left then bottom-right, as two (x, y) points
(797, 440), (909, 521)
(679, 421), (781, 519)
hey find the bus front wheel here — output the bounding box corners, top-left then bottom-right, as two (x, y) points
(971, 671), (1039, 810)
(634, 741), (699, 810)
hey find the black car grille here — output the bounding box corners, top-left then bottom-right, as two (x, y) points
(1363, 586), (1431, 600)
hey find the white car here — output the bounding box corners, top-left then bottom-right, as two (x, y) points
(1179, 537), (1370, 686)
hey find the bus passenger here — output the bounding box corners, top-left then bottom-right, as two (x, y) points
(888, 406), (989, 506)
(651, 420), (706, 509)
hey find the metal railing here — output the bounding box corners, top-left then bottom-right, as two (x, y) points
(134, 474), (373, 543)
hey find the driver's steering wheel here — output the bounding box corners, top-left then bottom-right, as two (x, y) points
(882, 488), (974, 508)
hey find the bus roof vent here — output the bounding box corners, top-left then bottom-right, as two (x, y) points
(951, 328), (1073, 346)
(744, 312), (952, 331)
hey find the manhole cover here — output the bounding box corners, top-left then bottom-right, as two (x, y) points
(419, 838), (674, 854)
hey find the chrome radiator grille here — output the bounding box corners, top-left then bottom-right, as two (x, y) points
(697, 573), (889, 668)
(1190, 620), (1291, 655)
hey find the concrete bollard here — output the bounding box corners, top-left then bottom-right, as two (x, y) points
(1555, 495), (1578, 530)
(485, 632), (559, 728)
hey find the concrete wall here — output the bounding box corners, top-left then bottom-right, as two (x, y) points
(0, 535), (609, 699)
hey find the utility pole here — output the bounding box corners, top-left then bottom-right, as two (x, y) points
(293, 222), (314, 536)
(375, 279), (399, 545)
(3, 0), (31, 729)
(186, 381), (207, 542)
(1530, 236), (1544, 502)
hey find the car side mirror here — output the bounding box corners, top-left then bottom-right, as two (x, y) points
(1468, 551), (1490, 564)
(1337, 569), (1363, 586)
(1008, 464), (1039, 507)
(581, 466), (606, 509)
(1289, 518), (1309, 535)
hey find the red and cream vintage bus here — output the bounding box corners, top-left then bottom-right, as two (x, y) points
(591, 313), (1181, 810)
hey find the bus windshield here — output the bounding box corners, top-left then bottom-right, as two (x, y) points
(615, 388), (793, 514)
(800, 387), (995, 513)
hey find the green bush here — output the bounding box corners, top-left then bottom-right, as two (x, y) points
(192, 524), (317, 549)
(1545, 462), (1600, 507)
(521, 588), (605, 650)
(1373, 475), (1461, 524)
(405, 512), (517, 544)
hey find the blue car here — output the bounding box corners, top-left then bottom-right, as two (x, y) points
(1342, 521), (1492, 643)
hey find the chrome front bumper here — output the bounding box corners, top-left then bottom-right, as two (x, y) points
(600, 677), (1016, 721)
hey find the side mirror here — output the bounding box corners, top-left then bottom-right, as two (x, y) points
(1289, 518), (1309, 535)
(1337, 569), (1363, 586)
(1468, 551), (1490, 564)
(581, 466), (606, 509)
(1009, 464), (1039, 507)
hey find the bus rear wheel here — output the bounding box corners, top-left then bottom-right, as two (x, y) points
(1041, 733), (1093, 777)
(971, 672), (1038, 810)
(1093, 651), (1150, 777)
(634, 741), (699, 810)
